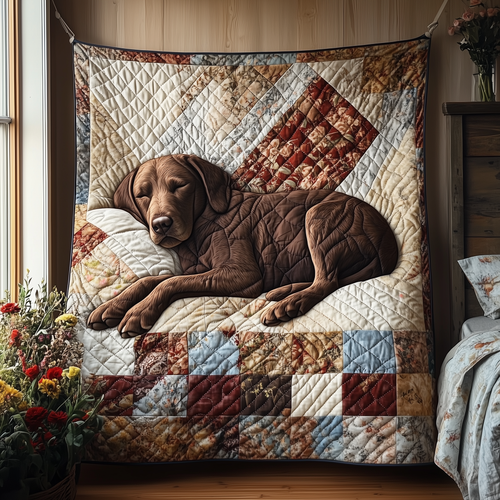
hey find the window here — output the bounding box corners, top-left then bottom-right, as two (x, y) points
(0, 0), (10, 294)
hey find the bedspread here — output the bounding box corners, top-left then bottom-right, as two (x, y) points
(436, 330), (500, 499)
(68, 36), (436, 464)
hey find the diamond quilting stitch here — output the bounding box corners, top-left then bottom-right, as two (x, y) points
(188, 331), (240, 376)
(240, 374), (292, 416)
(343, 330), (396, 374)
(342, 373), (397, 416)
(133, 375), (188, 417)
(187, 375), (241, 417)
(291, 331), (343, 374)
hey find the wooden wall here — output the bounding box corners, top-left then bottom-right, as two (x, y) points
(49, 0), (493, 370)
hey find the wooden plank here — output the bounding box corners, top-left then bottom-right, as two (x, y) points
(464, 157), (500, 237)
(76, 462), (463, 500)
(443, 102), (500, 115)
(343, 0), (400, 46)
(465, 236), (500, 256)
(448, 114), (465, 346)
(398, 0), (439, 40)
(297, 0), (343, 51)
(465, 288), (484, 319)
(464, 114), (500, 157)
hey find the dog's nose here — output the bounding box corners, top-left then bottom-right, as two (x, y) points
(152, 216), (173, 235)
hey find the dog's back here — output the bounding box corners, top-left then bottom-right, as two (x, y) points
(178, 188), (397, 292)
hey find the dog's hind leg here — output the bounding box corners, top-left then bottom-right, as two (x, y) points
(260, 200), (353, 326)
(265, 282), (313, 302)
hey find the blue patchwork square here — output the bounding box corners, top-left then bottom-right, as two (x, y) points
(310, 416), (343, 460)
(188, 331), (239, 375)
(343, 330), (396, 374)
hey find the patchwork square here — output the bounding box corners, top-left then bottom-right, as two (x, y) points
(393, 331), (428, 373)
(291, 416), (343, 460)
(291, 374), (342, 417)
(188, 331), (239, 375)
(134, 332), (169, 375)
(133, 375), (188, 416)
(86, 375), (134, 416)
(396, 374), (433, 416)
(238, 332), (293, 375)
(239, 416), (292, 460)
(72, 222), (107, 266)
(342, 416), (397, 463)
(343, 330), (396, 374)
(342, 373), (397, 416)
(187, 375), (241, 417)
(396, 416), (436, 464)
(240, 375), (291, 416)
(291, 332), (343, 374)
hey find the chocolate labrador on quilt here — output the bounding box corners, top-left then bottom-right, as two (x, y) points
(87, 154), (398, 337)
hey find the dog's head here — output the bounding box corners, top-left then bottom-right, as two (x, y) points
(114, 154), (231, 248)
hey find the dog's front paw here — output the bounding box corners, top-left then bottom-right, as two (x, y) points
(87, 299), (127, 331)
(117, 298), (165, 338)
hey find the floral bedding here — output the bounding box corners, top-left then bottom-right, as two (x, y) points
(68, 37), (436, 464)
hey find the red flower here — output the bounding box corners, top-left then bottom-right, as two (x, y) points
(24, 365), (40, 380)
(25, 406), (48, 431)
(47, 411), (68, 427)
(31, 436), (45, 452)
(1, 302), (20, 314)
(45, 367), (63, 380)
(8, 329), (21, 347)
(44, 431), (55, 445)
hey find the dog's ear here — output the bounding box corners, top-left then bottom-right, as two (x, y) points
(175, 155), (231, 214)
(113, 167), (145, 224)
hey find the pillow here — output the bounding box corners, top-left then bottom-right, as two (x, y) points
(458, 255), (500, 319)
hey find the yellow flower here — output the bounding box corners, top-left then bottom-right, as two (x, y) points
(54, 314), (78, 327)
(63, 366), (81, 379)
(0, 379), (23, 410)
(18, 401), (28, 411)
(38, 378), (61, 399)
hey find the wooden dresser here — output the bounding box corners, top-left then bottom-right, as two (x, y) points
(443, 102), (500, 344)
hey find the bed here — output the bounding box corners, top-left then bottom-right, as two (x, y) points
(435, 104), (500, 499)
(68, 37), (436, 465)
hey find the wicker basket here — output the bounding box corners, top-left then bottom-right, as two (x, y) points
(28, 466), (77, 500)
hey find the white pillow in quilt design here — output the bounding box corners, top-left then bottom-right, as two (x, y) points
(459, 255), (500, 319)
(86, 208), (183, 279)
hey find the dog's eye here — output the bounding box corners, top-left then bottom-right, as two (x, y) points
(136, 193), (150, 199)
(171, 183), (187, 192)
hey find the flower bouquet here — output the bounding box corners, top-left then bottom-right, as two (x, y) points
(448, 1), (500, 102)
(0, 277), (102, 499)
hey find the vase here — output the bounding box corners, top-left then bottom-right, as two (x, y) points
(27, 466), (77, 500)
(473, 63), (496, 102)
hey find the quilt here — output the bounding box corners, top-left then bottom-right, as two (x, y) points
(436, 329), (500, 499)
(68, 36), (436, 464)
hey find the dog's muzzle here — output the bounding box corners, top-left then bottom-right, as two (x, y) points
(152, 216), (173, 235)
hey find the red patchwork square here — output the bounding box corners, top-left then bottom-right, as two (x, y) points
(133, 331), (188, 376)
(72, 223), (107, 266)
(187, 375), (241, 417)
(342, 373), (397, 416)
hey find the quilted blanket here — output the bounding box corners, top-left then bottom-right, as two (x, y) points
(69, 37), (436, 464)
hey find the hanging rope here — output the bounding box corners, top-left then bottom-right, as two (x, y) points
(51, 0), (75, 43)
(426, 0), (450, 37)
